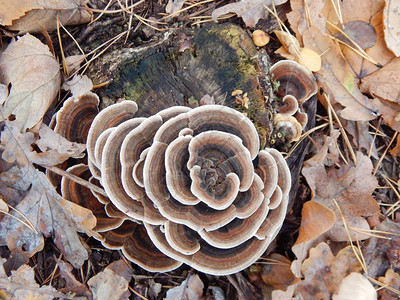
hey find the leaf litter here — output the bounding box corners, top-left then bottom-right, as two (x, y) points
(1, 0), (400, 298)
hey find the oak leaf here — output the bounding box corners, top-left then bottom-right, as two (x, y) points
(211, 0), (288, 27)
(332, 272), (376, 300)
(87, 260), (133, 300)
(2, 0), (92, 34)
(291, 132), (379, 277)
(377, 268), (400, 299)
(275, 243), (365, 299)
(1, 120), (85, 166)
(165, 274), (204, 300)
(0, 34), (61, 131)
(302, 26), (381, 121)
(56, 259), (92, 298)
(0, 167), (99, 268)
(0, 258), (65, 299)
(0, 120), (98, 268)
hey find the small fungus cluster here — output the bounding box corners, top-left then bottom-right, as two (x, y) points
(271, 60), (318, 142)
(68, 101), (290, 275)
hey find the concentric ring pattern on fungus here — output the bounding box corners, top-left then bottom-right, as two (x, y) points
(86, 101), (291, 275)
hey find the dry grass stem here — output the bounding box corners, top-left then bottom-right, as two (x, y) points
(72, 30), (128, 77)
(382, 174), (400, 217)
(85, 0), (145, 15)
(325, 93), (357, 164)
(162, 0), (217, 20)
(264, 5), (304, 64)
(332, 198), (368, 273)
(327, 102), (349, 164)
(0, 205), (38, 234)
(129, 286), (150, 300)
(328, 33), (379, 66)
(286, 123), (329, 157)
(369, 276), (400, 295)
(59, 22), (87, 59)
(41, 164), (108, 197)
(57, 16), (68, 76)
(329, 0), (344, 27)
(347, 226), (395, 240)
(373, 131), (398, 176)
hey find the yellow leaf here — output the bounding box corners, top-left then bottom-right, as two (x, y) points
(298, 47), (322, 72)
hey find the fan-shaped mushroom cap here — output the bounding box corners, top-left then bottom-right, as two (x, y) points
(61, 164), (124, 232)
(274, 113), (303, 142)
(100, 221), (182, 272)
(87, 103), (291, 275)
(61, 165), (180, 272)
(145, 223), (275, 276)
(143, 105), (261, 232)
(271, 60), (318, 105)
(87, 100), (138, 175)
(278, 95), (299, 116)
(54, 92), (99, 144)
(101, 118), (147, 220)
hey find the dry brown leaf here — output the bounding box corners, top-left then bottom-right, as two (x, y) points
(280, 243), (364, 299)
(88, 260), (133, 300)
(274, 30), (321, 72)
(336, 21), (377, 50)
(301, 150), (379, 241)
(377, 268), (400, 299)
(290, 132), (379, 277)
(64, 55), (86, 75)
(36, 124), (86, 162)
(3, 0), (92, 34)
(62, 74), (93, 100)
(0, 0), (40, 26)
(361, 58), (400, 103)
(383, 0), (400, 57)
(294, 201), (336, 245)
(332, 272), (376, 300)
(211, 0), (288, 27)
(341, 120), (378, 159)
(287, 0), (400, 130)
(166, 0), (186, 14)
(0, 258), (65, 299)
(364, 218), (400, 276)
(389, 134), (400, 156)
(0, 34), (61, 131)
(165, 274), (204, 300)
(300, 244), (363, 297)
(1, 120), (85, 166)
(286, 0), (326, 43)
(0, 83), (8, 105)
(261, 253), (297, 291)
(0, 166), (98, 268)
(302, 26), (380, 121)
(56, 259), (92, 298)
(0, 122), (98, 267)
(271, 284), (297, 299)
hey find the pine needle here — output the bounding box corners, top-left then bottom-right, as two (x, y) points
(373, 131), (398, 176)
(332, 198), (368, 274)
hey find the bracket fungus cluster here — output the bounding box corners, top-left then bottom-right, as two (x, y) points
(82, 101), (290, 275)
(271, 60), (318, 142)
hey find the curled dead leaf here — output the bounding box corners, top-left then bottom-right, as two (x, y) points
(0, 258), (65, 299)
(0, 34), (61, 130)
(332, 272), (376, 300)
(212, 0), (288, 27)
(383, 0), (400, 57)
(88, 260), (133, 299)
(4, 0), (92, 34)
